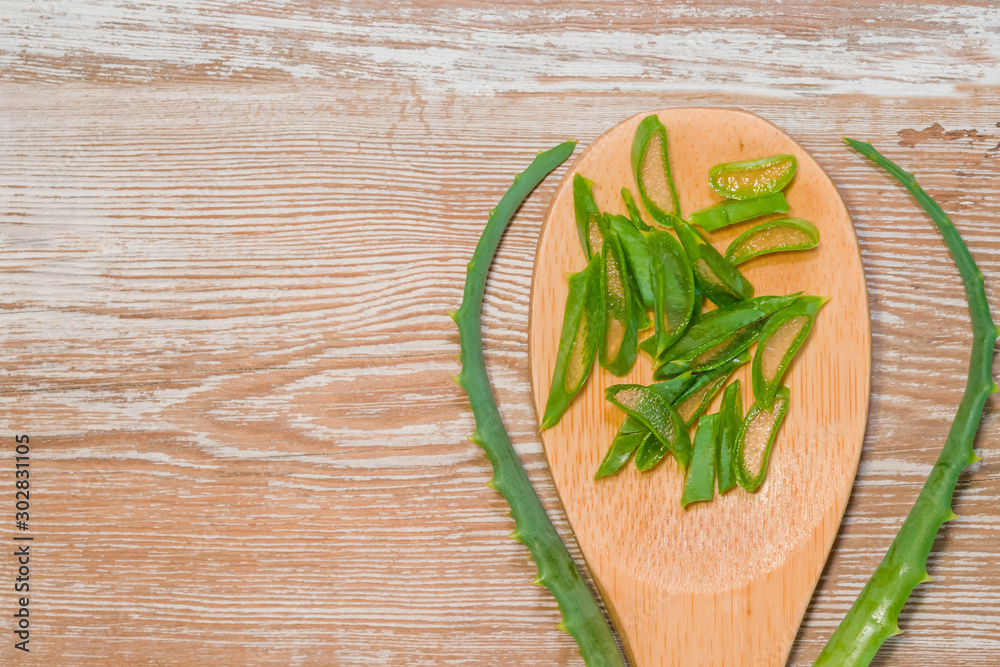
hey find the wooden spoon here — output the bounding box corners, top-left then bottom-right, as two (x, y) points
(528, 108), (870, 666)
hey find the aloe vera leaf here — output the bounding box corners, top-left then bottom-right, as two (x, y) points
(725, 217), (820, 265)
(675, 219), (754, 306)
(631, 114), (682, 224)
(689, 192), (790, 232)
(716, 379), (742, 493)
(453, 141), (624, 666)
(813, 140), (999, 667)
(709, 153), (797, 200)
(595, 373), (696, 479)
(606, 384), (692, 469)
(599, 232), (640, 376)
(752, 295), (827, 409)
(540, 254), (602, 430)
(573, 173), (605, 260)
(681, 412), (719, 507)
(732, 385), (790, 491)
(606, 213), (655, 310)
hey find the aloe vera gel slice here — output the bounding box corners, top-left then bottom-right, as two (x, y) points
(653, 293), (799, 378)
(606, 384), (692, 469)
(606, 213), (655, 310)
(681, 412), (719, 507)
(709, 153), (797, 200)
(733, 385), (790, 491)
(641, 229), (696, 356)
(540, 255), (602, 429)
(573, 173), (605, 259)
(595, 373), (695, 479)
(752, 295), (827, 408)
(689, 192), (790, 232)
(631, 114), (681, 224)
(599, 233), (640, 375)
(725, 217), (820, 266)
(716, 379), (742, 493)
(672, 351), (748, 426)
(674, 220), (753, 306)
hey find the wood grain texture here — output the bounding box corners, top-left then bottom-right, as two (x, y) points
(0, 1), (999, 665)
(529, 108), (869, 667)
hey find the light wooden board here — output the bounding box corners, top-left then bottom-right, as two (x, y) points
(1, 1), (999, 665)
(529, 108), (869, 666)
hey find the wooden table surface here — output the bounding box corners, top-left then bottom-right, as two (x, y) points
(1, 2), (998, 665)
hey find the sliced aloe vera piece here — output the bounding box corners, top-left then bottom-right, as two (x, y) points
(685, 319), (764, 375)
(595, 373), (695, 479)
(631, 114), (681, 224)
(689, 192), (789, 232)
(606, 384), (692, 469)
(733, 386), (790, 491)
(540, 255), (602, 430)
(725, 217), (820, 266)
(598, 232), (640, 376)
(606, 213), (655, 310)
(716, 379), (742, 493)
(675, 220), (753, 306)
(654, 293), (799, 378)
(639, 229), (696, 357)
(672, 351), (748, 426)
(573, 173), (605, 260)
(620, 187), (652, 231)
(709, 153), (797, 200)
(681, 412), (719, 507)
(752, 295), (828, 408)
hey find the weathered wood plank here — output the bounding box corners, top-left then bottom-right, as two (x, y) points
(0, 1), (998, 663)
(2, 1), (999, 96)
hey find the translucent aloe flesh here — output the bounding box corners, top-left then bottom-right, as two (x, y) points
(653, 293), (799, 378)
(599, 233), (640, 375)
(596, 373), (695, 479)
(751, 295), (827, 409)
(732, 385), (790, 492)
(709, 153), (797, 200)
(672, 351), (749, 426)
(540, 254), (602, 430)
(631, 114), (681, 224)
(607, 384), (692, 469)
(573, 173), (605, 260)
(453, 141), (625, 666)
(725, 217), (819, 266)
(606, 213), (655, 310)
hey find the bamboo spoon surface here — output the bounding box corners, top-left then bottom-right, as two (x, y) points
(527, 108), (870, 667)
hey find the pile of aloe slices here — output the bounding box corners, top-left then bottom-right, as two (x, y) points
(541, 114), (826, 506)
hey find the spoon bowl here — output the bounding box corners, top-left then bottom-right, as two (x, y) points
(528, 108), (870, 666)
